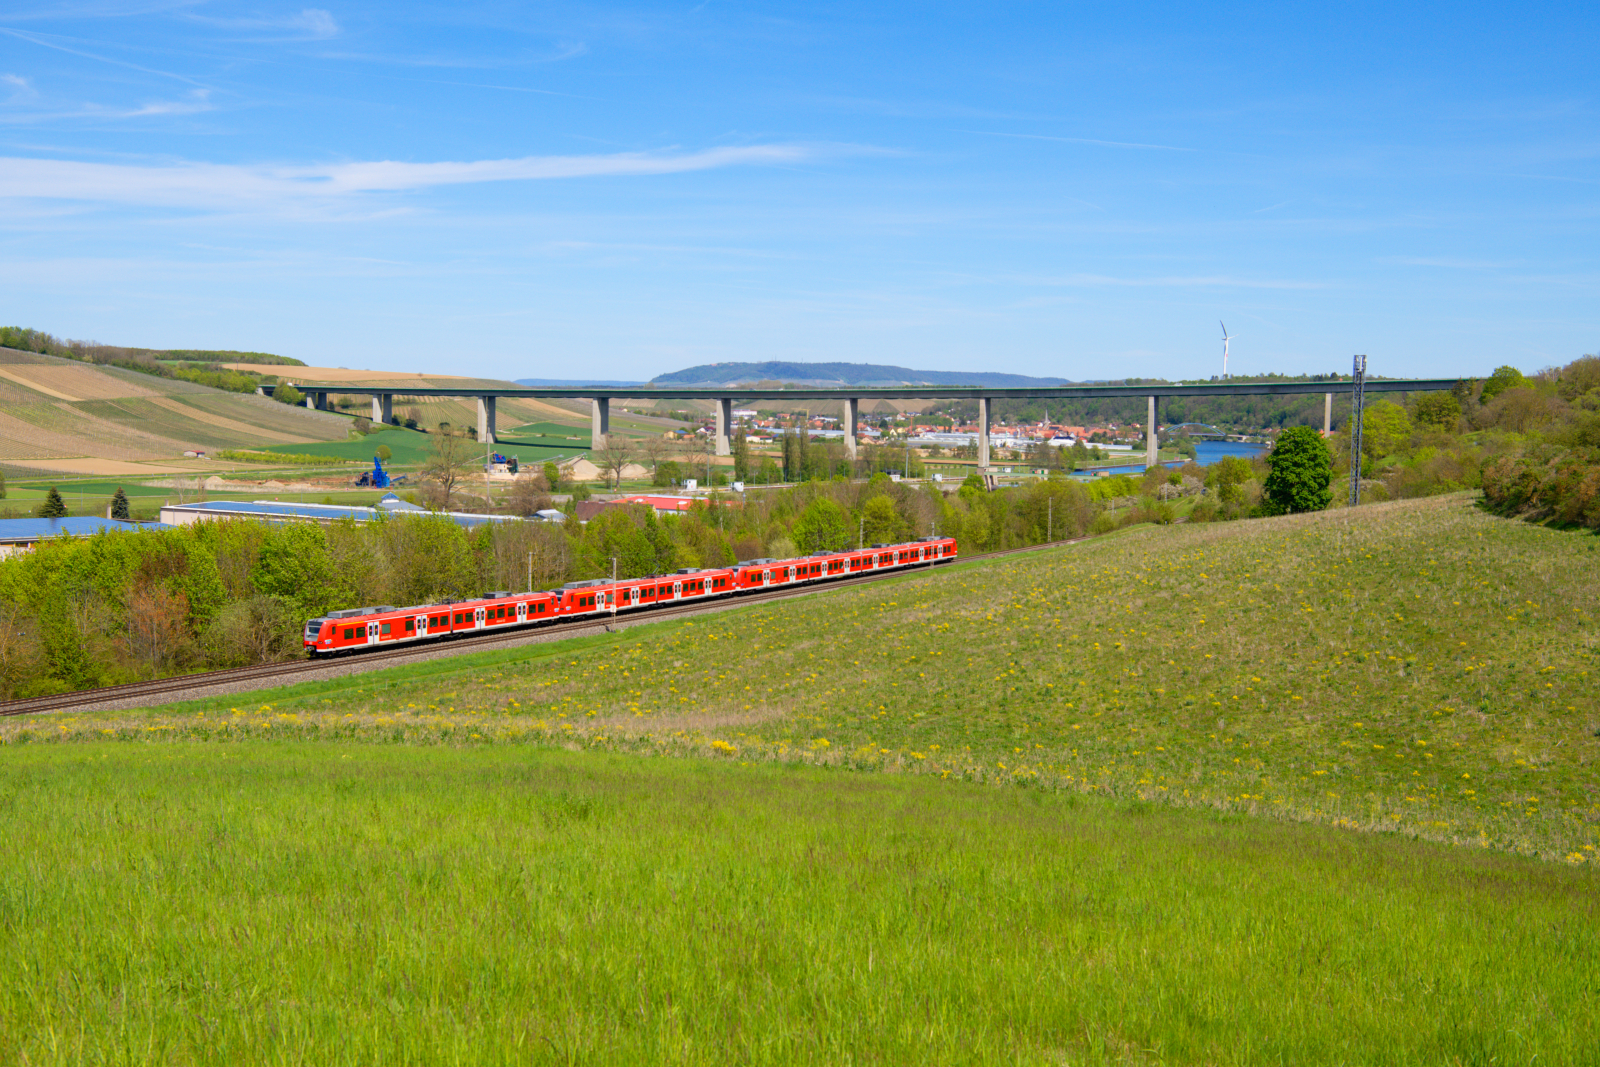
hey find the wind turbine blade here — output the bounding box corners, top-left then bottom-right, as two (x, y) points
(1220, 320), (1227, 336)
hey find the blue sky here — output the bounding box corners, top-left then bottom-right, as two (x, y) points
(1, 1), (1596, 381)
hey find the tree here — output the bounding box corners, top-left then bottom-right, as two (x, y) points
(860, 495), (903, 544)
(506, 474), (551, 517)
(0, 469), (6, 499)
(1207, 455), (1252, 506)
(1261, 426), (1332, 514)
(638, 435), (673, 483)
(39, 487), (67, 518)
(110, 487), (130, 521)
(1361, 400), (1412, 459)
(251, 522), (350, 618)
(1479, 365), (1528, 405)
(544, 460), (561, 491)
(123, 580), (192, 675)
(594, 438), (637, 490)
(202, 595), (298, 666)
(793, 496), (850, 553)
(375, 444), (393, 462)
(732, 425), (751, 482)
(273, 383), (305, 407)
(680, 435), (712, 486)
(420, 429), (475, 510)
(1412, 392), (1461, 431)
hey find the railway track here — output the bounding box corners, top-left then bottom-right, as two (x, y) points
(0, 536), (1091, 718)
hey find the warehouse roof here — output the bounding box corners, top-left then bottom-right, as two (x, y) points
(0, 517), (172, 545)
(158, 498), (516, 530)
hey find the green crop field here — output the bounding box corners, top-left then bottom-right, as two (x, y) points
(0, 743), (1593, 1065)
(257, 425), (439, 465)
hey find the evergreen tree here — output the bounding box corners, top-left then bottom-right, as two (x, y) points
(1261, 427), (1332, 514)
(39, 486), (67, 518)
(111, 487), (130, 520)
(732, 425), (751, 481)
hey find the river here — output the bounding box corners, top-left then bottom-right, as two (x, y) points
(1076, 439), (1268, 476)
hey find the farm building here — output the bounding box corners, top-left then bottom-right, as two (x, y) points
(0, 517), (174, 560)
(157, 493), (518, 531)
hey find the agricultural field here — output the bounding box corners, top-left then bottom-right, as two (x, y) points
(0, 743), (1592, 1065)
(0, 346), (349, 476)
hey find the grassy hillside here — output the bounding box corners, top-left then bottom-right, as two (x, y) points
(0, 744), (1592, 1065)
(15, 492), (1597, 862)
(0, 346), (349, 469)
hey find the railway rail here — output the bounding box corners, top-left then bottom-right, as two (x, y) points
(0, 535), (1091, 719)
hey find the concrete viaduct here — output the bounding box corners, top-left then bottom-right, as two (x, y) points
(267, 379), (1461, 472)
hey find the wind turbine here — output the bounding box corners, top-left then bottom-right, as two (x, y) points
(1220, 321), (1237, 378)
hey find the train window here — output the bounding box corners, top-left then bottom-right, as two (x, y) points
(405, 620), (415, 633)
(380, 623), (392, 635)
(343, 627), (354, 640)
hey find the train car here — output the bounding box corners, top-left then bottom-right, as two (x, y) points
(305, 536), (957, 655)
(733, 535), (955, 591)
(555, 567), (738, 619)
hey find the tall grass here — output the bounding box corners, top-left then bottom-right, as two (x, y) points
(0, 743), (1593, 1065)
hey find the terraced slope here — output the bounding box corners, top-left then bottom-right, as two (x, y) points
(0, 347), (349, 474)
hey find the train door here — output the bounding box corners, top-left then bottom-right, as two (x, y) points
(365, 620), (379, 646)
(516, 602), (527, 622)
(474, 607), (486, 630)
(414, 615), (428, 637)
(673, 580), (684, 599)
(785, 565), (795, 582)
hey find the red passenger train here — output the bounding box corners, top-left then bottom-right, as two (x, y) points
(303, 535), (958, 655)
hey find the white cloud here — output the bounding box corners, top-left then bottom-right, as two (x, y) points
(1032, 273), (1324, 290)
(0, 144), (822, 207)
(182, 7), (340, 40)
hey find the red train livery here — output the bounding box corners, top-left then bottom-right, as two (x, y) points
(303, 535), (958, 655)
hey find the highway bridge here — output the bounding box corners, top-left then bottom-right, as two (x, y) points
(262, 377), (1462, 472)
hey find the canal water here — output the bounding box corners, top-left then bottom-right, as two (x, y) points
(1079, 439), (1268, 476)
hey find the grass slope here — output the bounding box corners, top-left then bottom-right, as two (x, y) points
(0, 744), (1593, 1065)
(13, 493), (1598, 862)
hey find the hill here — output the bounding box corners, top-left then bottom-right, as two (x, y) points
(0, 346), (349, 476)
(650, 361), (1074, 388)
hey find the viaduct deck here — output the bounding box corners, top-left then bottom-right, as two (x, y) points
(265, 378), (1462, 472)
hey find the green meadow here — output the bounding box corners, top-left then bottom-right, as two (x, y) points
(4, 492), (1599, 1063)
(25, 491), (1597, 861)
(0, 743), (1594, 1065)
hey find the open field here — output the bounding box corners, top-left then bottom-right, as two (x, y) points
(13, 492), (1598, 862)
(0, 347), (350, 476)
(0, 743), (1593, 1065)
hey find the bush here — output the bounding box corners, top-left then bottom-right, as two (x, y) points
(1482, 447), (1600, 529)
(273, 383), (305, 407)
